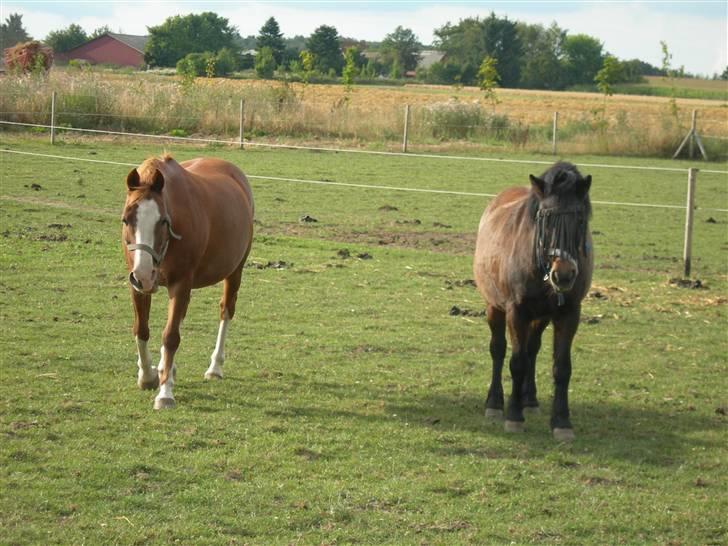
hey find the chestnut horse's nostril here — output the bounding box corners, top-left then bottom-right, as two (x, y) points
(129, 271), (143, 292)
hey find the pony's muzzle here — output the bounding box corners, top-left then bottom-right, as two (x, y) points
(549, 258), (578, 292)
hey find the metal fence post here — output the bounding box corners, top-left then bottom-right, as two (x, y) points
(239, 99), (245, 150)
(50, 91), (56, 145)
(552, 111), (558, 155)
(402, 104), (410, 153)
(683, 167), (698, 277)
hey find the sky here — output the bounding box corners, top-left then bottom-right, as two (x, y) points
(2, 1), (727, 76)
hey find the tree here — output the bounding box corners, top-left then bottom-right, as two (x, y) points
(0, 13), (32, 50)
(562, 33), (603, 87)
(721, 66), (728, 80)
(595, 55), (623, 97)
(45, 24), (88, 53)
(342, 46), (359, 89)
(379, 26), (421, 74)
(257, 17), (285, 66)
(90, 25), (113, 39)
(306, 25), (343, 75)
(434, 13), (521, 87)
(478, 56), (500, 106)
(145, 12), (239, 67)
(255, 46), (276, 78)
(517, 22), (566, 89)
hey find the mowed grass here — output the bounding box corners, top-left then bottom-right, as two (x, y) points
(1, 135), (727, 545)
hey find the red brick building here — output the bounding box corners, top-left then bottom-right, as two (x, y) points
(56, 33), (149, 68)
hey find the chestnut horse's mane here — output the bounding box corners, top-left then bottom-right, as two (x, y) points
(527, 161), (593, 221)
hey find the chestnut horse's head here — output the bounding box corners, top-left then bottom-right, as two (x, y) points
(529, 162), (592, 299)
(122, 165), (181, 294)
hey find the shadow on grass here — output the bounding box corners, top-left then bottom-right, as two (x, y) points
(185, 375), (724, 468)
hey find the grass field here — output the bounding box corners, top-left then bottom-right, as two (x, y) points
(1, 134), (727, 544)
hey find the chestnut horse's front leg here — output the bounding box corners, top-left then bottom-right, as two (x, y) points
(131, 290), (158, 390)
(550, 306), (581, 441)
(154, 281), (191, 410)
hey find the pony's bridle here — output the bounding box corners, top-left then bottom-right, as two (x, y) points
(126, 213), (182, 267)
(534, 207), (586, 305)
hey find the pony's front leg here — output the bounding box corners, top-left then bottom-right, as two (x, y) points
(550, 307), (580, 441)
(131, 290), (158, 390)
(505, 306), (530, 432)
(154, 282), (191, 410)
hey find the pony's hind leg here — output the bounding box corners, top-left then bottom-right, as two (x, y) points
(522, 319), (549, 412)
(484, 305), (507, 420)
(205, 260), (245, 380)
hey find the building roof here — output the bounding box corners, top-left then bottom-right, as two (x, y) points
(106, 33), (149, 53)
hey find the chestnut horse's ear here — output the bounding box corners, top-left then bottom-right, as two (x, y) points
(126, 169), (140, 190)
(578, 174), (592, 196)
(530, 175), (545, 197)
(150, 169), (165, 193)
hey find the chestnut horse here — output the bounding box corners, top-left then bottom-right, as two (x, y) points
(473, 162), (593, 441)
(121, 154), (254, 409)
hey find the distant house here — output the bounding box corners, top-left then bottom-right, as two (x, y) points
(55, 33), (149, 68)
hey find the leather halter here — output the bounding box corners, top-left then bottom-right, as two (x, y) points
(126, 213), (182, 266)
(534, 207), (585, 305)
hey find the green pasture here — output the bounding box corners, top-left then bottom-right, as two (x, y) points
(1, 135), (726, 545)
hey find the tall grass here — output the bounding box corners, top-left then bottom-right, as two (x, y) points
(1, 69), (726, 160)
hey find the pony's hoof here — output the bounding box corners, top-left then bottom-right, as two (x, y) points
(138, 376), (159, 390)
(523, 405), (540, 414)
(154, 397), (176, 410)
(553, 428), (575, 442)
(204, 371), (223, 381)
(504, 420), (525, 433)
(485, 408), (504, 420)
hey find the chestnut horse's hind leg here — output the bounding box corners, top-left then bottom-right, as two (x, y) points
(154, 282), (192, 410)
(131, 291), (158, 390)
(522, 319), (549, 412)
(484, 305), (506, 420)
(204, 260), (245, 381)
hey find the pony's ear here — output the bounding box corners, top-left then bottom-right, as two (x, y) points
(530, 175), (545, 197)
(578, 174), (592, 196)
(126, 169), (140, 190)
(150, 169), (165, 193)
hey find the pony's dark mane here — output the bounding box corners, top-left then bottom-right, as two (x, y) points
(527, 161), (592, 220)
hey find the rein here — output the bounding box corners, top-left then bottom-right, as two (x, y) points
(127, 213), (182, 266)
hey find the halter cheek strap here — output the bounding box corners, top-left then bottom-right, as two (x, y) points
(126, 213), (182, 267)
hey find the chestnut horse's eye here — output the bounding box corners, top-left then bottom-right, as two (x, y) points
(122, 217), (129, 225)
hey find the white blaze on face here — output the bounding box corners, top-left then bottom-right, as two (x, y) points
(132, 198), (161, 290)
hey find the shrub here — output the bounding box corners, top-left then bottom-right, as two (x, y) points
(3, 41), (53, 75)
(255, 47), (276, 79)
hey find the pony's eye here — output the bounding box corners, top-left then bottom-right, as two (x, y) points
(122, 218), (128, 225)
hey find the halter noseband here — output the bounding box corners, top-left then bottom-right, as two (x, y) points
(534, 207), (586, 305)
(126, 213), (182, 267)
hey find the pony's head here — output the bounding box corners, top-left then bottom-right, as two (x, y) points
(529, 162), (592, 297)
(122, 162), (181, 294)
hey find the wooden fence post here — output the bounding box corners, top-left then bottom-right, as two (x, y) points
(683, 167), (698, 277)
(50, 91), (56, 145)
(239, 99), (245, 150)
(551, 111), (559, 155)
(688, 110), (696, 159)
(402, 104), (410, 153)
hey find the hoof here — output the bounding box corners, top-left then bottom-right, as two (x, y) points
(523, 405), (540, 414)
(504, 420), (525, 433)
(153, 397), (176, 410)
(485, 408), (504, 420)
(138, 376), (159, 390)
(204, 371), (223, 381)
(553, 428), (575, 442)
